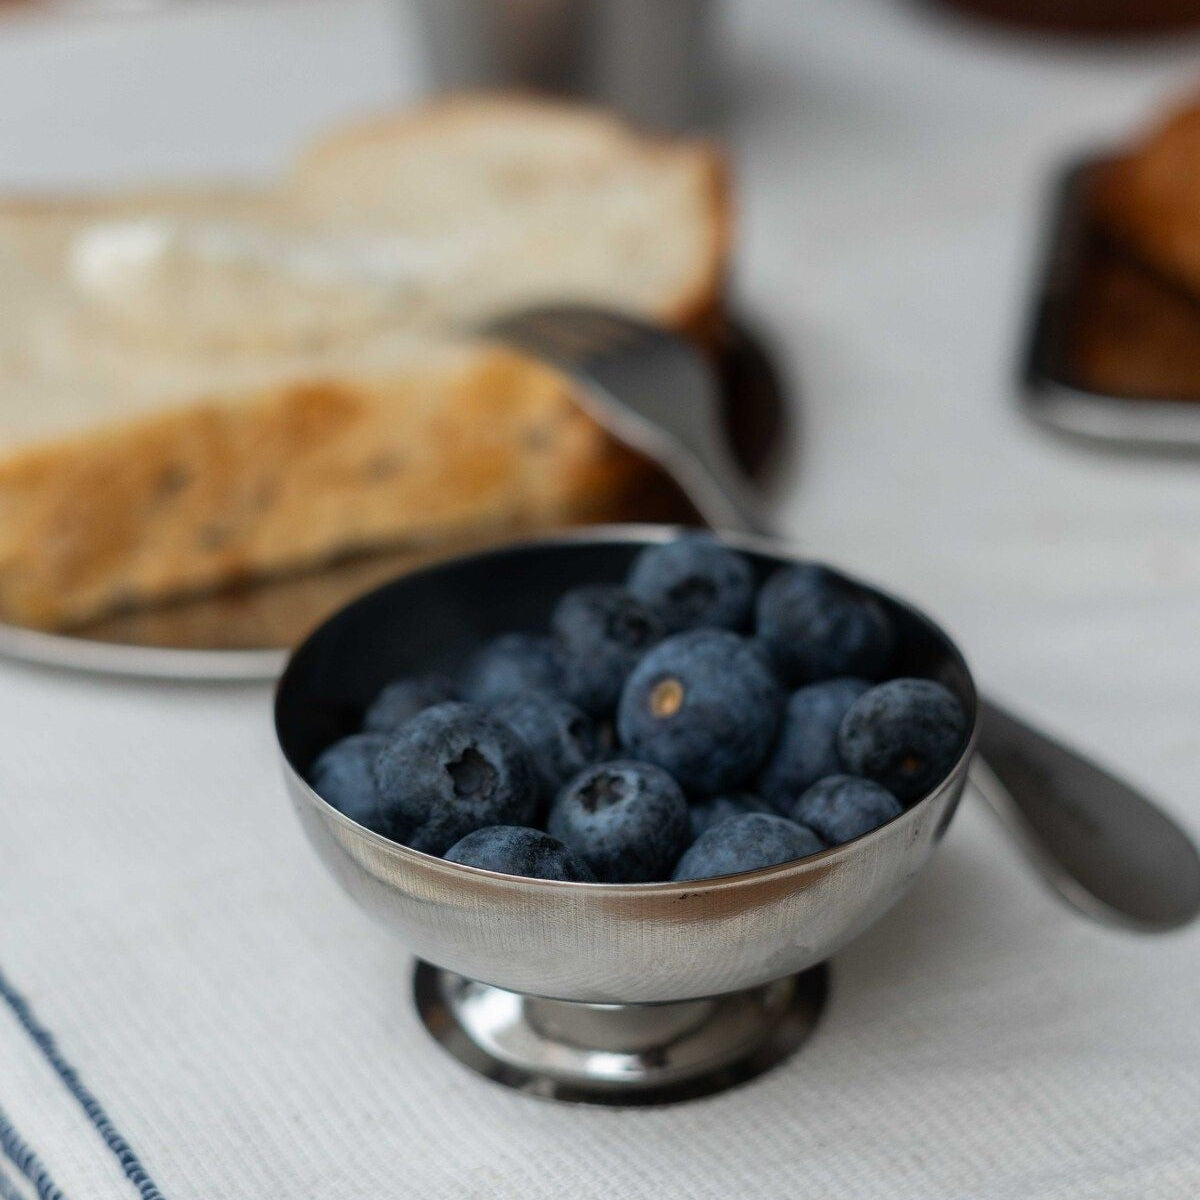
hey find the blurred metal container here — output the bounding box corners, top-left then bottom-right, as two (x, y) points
(412, 0), (715, 130)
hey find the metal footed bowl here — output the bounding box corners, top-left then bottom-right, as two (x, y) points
(274, 526), (978, 1102)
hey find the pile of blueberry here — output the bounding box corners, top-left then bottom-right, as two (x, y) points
(309, 535), (967, 884)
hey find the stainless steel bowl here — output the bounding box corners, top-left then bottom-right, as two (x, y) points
(275, 525), (978, 1102)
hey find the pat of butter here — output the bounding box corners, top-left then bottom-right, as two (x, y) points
(71, 220), (178, 299)
(68, 219), (488, 350)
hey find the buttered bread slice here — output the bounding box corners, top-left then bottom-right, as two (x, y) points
(0, 96), (727, 628)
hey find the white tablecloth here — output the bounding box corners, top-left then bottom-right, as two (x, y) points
(2, 3), (1199, 1197)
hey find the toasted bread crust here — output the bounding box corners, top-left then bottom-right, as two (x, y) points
(0, 347), (652, 628)
(1091, 91), (1200, 298)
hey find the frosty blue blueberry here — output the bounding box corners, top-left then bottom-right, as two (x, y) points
(444, 826), (595, 882)
(494, 692), (601, 806)
(551, 584), (664, 715)
(363, 674), (458, 733)
(627, 532), (755, 634)
(460, 633), (562, 704)
(689, 792), (774, 840)
(756, 564), (894, 685)
(548, 761), (691, 882)
(617, 629), (782, 794)
(789, 774), (902, 844)
(759, 677), (870, 807)
(673, 813), (826, 881)
(309, 733), (388, 827)
(372, 702), (538, 854)
(837, 678), (966, 802)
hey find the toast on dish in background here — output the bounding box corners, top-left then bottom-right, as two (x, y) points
(1065, 229), (1200, 400)
(0, 95), (728, 631)
(1090, 90), (1200, 301)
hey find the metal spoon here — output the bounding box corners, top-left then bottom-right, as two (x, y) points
(487, 305), (1200, 933)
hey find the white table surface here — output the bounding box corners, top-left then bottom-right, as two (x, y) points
(2, 3), (1200, 1197)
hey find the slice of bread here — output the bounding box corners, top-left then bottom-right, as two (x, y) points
(1090, 90), (1200, 299)
(0, 95), (727, 629)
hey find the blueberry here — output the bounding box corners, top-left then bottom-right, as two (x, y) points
(627, 534), (755, 634)
(444, 826), (595, 882)
(494, 693), (601, 805)
(755, 564), (894, 685)
(309, 733), (387, 827)
(363, 674), (458, 733)
(689, 792), (773, 840)
(372, 702), (537, 854)
(837, 678), (967, 802)
(672, 812), (826, 881)
(548, 760), (690, 883)
(617, 630), (782, 795)
(551, 585), (663, 715)
(788, 774), (902, 845)
(758, 677), (870, 807)
(460, 633), (562, 704)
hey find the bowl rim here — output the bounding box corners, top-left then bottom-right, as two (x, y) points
(275, 523), (979, 895)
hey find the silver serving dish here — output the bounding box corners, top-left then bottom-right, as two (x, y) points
(1022, 156), (1200, 452)
(275, 525), (977, 1103)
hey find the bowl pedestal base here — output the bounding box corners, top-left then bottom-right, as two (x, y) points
(413, 959), (829, 1105)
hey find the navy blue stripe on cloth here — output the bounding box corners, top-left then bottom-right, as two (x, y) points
(0, 1156), (29, 1200)
(0, 969), (165, 1200)
(0, 1103), (68, 1200)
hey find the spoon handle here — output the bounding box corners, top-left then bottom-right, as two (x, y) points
(972, 698), (1200, 931)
